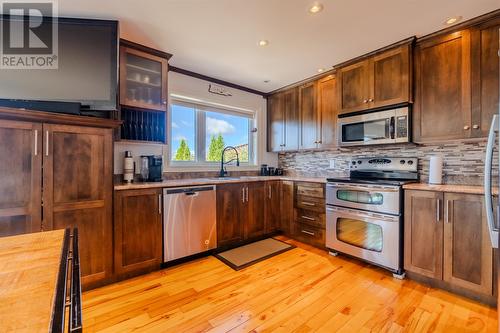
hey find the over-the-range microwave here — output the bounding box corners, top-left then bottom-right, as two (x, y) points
(337, 107), (410, 146)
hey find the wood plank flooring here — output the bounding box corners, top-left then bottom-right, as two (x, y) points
(83, 237), (498, 332)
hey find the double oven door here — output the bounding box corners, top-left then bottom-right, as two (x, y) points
(326, 182), (403, 273)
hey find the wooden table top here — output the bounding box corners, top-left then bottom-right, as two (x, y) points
(0, 230), (65, 332)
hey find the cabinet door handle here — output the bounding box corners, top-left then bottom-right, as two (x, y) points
(463, 125), (470, 130)
(301, 230), (315, 236)
(242, 187), (245, 203)
(472, 124), (479, 129)
(246, 186), (249, 202)
(158, 194), (162, 215)
(45, 131), (49, 156)
(301, 215), (316, 221)
(445, 200), (450, 223)
(301, 201), (316, 206)
(368, 98), (374, 102)
(34, 130), (38, 156)
(268, 185), (272, 199)
(363, 99), (368, 103)
(436, 199), (441, 222)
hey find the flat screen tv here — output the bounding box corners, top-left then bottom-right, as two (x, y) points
(0, 16), (118, 111)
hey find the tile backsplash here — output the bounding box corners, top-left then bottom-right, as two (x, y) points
(278, 140), (498, 185)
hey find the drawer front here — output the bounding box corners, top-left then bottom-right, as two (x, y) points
(296, 183), (324, 199)
(294, 223), (325, 248)
(296, 209), (325, 228)
(296, 195), (325, 212)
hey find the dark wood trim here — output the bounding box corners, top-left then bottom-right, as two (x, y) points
(333, 37), (416, 70)
(416, 9), (500, 43)
(169, 66), (267, 97)
(0, 107), (122, 129)
(120, 39), (173, 60)
(266, 70), (336, 97)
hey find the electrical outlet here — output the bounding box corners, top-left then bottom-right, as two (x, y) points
(329, 159), (336, 169)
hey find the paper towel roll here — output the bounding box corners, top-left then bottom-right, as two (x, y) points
(429, 156), (443, 185)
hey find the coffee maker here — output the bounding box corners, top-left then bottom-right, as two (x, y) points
(142, 155), (163, 182)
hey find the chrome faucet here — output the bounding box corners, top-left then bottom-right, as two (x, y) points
(219, 146), (240, 177)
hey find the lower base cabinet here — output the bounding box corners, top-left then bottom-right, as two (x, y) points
(292, 182), (326, 248)
(405, 190), (493, 300)
(114, 188), (163, 280)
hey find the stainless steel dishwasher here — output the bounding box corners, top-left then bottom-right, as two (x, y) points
(163, 185), (217, 262)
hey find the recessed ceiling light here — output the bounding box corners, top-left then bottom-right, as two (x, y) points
(309, 3), (324, 14)
(258, 40), (269, 47)
(444, 16), (462, 25)
(263, 80), (270, 83)
(317, 68), (325, 73)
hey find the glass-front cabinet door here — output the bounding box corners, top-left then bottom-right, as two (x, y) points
(119, 45), (169, 111)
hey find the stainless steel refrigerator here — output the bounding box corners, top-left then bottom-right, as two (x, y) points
(484, 31), (500, 325)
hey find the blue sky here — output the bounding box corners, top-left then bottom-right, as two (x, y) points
(171, 104), (249, 159)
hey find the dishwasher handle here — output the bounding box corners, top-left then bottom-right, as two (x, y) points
(165, 185), (215, 195)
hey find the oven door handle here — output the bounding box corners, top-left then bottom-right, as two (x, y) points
(326, 206), (399, 222)
(327, 183), (399, 192)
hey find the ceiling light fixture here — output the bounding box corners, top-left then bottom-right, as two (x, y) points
(444, 16), (462, 25)
(258, 40), (269, 47)
(263, 80), (270, 83)
(309, 3), (324, 14)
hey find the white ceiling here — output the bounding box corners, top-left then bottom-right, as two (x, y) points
(58, 0), (499, 93)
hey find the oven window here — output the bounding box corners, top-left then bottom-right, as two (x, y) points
(337, 190), (384, 205)
(336, 218), (383, 252)
(342, 119), (390, 142)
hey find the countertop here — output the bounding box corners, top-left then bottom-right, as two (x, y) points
(114, 176), (327, 190)
(0, 230), (65, 332)
(403, 183), (498, 195)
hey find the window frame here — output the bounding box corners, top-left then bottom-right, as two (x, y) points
(168, 99), (256, 168)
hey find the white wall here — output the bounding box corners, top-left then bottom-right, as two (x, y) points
(114, 71), (278, 174)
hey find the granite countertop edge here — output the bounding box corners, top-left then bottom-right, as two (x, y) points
(114, 176), (327, 190)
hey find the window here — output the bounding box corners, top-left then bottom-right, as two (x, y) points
(170, 101), (255, 165)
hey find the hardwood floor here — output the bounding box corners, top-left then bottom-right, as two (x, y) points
(83, 237), (498, 332)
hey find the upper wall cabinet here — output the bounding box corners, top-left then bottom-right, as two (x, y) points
(413, 30), (472, 142)
(316, 75), (338, 149)
(299, 81), (318, 149)
(414, 14), (500, 143)
(120, 41), (169, 112)
(337, 43), (412, 115)
(267, 88), (299, 152)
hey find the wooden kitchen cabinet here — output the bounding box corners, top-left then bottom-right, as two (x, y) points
(0, 120), (42, 237)
(292, 182), (326, 248)
(405, 189), (494, 298)
(217, 183), (245, 247)
(337, 59), (371, 114)
(337, 43), (412, 115)
(43, 123), (114, 290)
(316, 74), (337, 148)
(404, 190), (444, 279)
(245, 181), (267, 239)
(114, 188), (163, 280)
(267, 88), (299, 152)
(119, 40), (169, 112)
(471, 18), (500, 137)
(280, 180), (295, 236)
(265, 181), (281, 233)
(443, 193), (492, 295)
(267, 93), (284, 152)
(413, 30), (472, 142)
(299, 81), (318, 149)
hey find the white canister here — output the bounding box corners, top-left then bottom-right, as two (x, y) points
(429, 155), (443, 185)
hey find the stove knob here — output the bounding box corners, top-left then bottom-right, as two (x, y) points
(407, 160), (414, 165)
(357, 160), (362, 164)
(400, 160), (406, 164)
(351, 161), (356, 165)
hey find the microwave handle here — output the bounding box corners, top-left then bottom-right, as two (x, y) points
(390, 116), (395, 139)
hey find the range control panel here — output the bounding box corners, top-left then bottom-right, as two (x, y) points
(349, 157), (418, 172)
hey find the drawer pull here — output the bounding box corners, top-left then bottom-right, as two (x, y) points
(301, 230), (315, 236)
(301, 215), (316, 221)
(301, 201), (316, 206)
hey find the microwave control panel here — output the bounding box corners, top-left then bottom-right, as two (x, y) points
(396, 116), (408, 138)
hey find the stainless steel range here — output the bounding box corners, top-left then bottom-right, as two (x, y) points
(326, 157), (418, 278)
